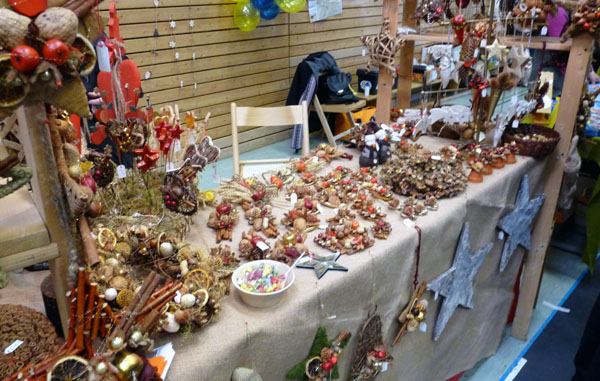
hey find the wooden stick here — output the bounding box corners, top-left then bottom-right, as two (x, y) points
(66, 287), (76, 347)
(91, 296), (104, 340)
(85, 283), (97, 331)
(139, 282), (182, 316)
(140, 309), (162, 334)
(78, 216), (100, 267)
(75, 268), (86, 350)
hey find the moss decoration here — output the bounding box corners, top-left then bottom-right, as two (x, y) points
(286, 327), (351, 380)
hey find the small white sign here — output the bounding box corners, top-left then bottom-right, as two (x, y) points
(381, 362), (388, 372)
(512, 120), (519, 128)
(117, 164), (127, 179)
(4, 340), (23, 354)
(290, 193), (298, 206)
(482, 88), (487, 98)
(541, 26), (548, 36)
(480, 38), (487, 48)
(498, 231), (505, 240)
(431, 155), (441, 161)
(419, 322), (427, 333)
(173, 139), (181, 152)
(256, 241), (269, 251)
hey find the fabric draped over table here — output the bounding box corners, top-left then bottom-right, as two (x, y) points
(163, 137), (548, 381)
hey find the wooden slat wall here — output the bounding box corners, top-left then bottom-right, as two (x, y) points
(100, 0), (403, 156)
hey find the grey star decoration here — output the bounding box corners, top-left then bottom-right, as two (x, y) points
(497, 175), (545, 272)
(298, 252), (348, 279)
(427, 223), (493, 341)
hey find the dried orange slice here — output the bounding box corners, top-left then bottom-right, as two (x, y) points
(0, 54), (28, 108)
(97, 228), (117, 250)
(184, 268), (211, 292)
(47, 355), (90, 381)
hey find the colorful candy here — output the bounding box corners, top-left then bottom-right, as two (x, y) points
(238, 263), (286, 293)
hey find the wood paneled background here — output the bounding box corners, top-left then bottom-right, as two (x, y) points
(100, 0), (403, 157)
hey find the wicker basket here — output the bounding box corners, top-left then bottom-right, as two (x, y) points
(502, 124), (560, 159)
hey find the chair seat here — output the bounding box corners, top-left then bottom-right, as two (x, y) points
(315, 99), (366, 113)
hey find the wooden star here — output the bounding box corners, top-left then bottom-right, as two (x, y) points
(134, 144), (160, 173)
(427, 223), (493, 341)
(170, 123), (184, 141)
(503, 47), (530, 80)
(361, 18), (405, 77)
(497, 175), (545, 272)
(486, 38), (507, 62)
(297, 252), (348, 279)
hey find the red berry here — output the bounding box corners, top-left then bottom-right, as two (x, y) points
(304, 199), (313, 209)
(377, 351), (386, 359)
(10, 45), (40, 72)
(43, 40), (70, 66)
(321, 361), (333, 371)
(380, 187), (387, 193)
(330, 355), (338, 365)
(336, 166), (343, 171)
(370, 178), (378, 184)
(359, 194), (367, 201)
(216, 203), (231, 215)
(436, 7), (442, 13)
(583, 22), (591, 30)
(367, 206), (375, 214)
(322, 181), (330, 188)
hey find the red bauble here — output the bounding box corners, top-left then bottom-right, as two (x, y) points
(367, 206), (375, 214)
(216, 204), (231, 215)
(452, 14), (466, 26)
(330, 355), (338, 365)
(80, 174), (97, 194)
(10, 45), (40, 72)
(43, 40), (69, 66)
(583, 22), (591, 30)
(251, 190), (264, 201)
(322, 181), (330, 188)
(321, 361), (333, 371)
(9, 0), (46, 17)
(304, 199), (313, 209)
(377, 351), (386, 359)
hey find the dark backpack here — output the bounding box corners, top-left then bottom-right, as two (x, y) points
(316, 71), (359, 104)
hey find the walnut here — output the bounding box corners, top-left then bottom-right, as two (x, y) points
(35, 7), (79, 45)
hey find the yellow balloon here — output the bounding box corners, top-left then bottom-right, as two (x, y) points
(234, 1), (260, 32)
(275, 0), (306, 13)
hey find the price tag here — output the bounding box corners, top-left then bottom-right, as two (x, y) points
(474, 48), (479, 58)
(173, 139), (181, 152)
(480, 38), (487, 48)
(256, 241), (269, 251)
(541, 26), (548, 36)
(419, 322), (427, 333)
(4, 340), (23, 355)
(482, 88), (487, 98)
(475, 148), (482, 154)
(381, 362), (388, 372)
(512, 120), (519, 128)
(498, 231), (505, 240)
(290, 193), (298, 207)
(96, 42), (110, 72)
(431, 155), (441, 161)
(316, 203), (325, 214)
(403, 219), (415, 228)
(115, 164), (126, 178)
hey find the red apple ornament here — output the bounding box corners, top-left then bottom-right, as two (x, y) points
(10, 45), (40, 72)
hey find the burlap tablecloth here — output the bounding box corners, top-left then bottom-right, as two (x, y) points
(166, 138), (548, 381)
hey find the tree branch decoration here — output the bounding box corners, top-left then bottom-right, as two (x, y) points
(361, 18), (405, 77)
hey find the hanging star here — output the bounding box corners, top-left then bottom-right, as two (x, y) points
(503, 47), (530, 80)
(361, 18), (405, 76)
(134, 144), (160, 173)
(497, 175), (545, 272)
(427, 223), (493, 341)
(168, 41), (176, 48)
(485, 38), (507, 62)
(169, 19), (176, 29)
(298, 252), (348, 279)
(189, 19), (195, 28)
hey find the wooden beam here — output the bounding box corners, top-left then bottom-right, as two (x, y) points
(17, 102), (76, 335)
(511, 34), (594, 340)
(375, 0), (401, 125)
(401, 33), (573, 51)
(396, 0), (418, 110)
(0, 243), (59, 272)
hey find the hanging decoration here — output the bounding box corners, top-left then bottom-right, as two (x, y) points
(413, 0), (446, 24)
(361, 18), (405, 77)
(427, 223), (493, 341)
(497, 175), (545, 272)
(348, 307), (393, 380)
(286, 327), (351, 380)
(561, 0), (600, 41)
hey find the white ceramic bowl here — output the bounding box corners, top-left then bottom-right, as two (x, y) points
(232, 260), (295, 308)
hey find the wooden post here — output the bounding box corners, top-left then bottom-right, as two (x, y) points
(396, 0), (418, 110)
(375, 0), (401, 125)
(511, 34), (594, 340)
(17, 101), (74, 335)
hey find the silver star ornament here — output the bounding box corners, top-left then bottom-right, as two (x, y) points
(298, 252), (348, 279)
(497, 175), (545, 272)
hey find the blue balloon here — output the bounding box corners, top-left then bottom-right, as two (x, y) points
(251, 0), (275, 11)
(260, 3), (280, 20)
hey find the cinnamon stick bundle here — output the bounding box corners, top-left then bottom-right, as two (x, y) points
(78, 216), (100, 267)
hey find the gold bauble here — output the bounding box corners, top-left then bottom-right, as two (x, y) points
(115, 351), (144, 381)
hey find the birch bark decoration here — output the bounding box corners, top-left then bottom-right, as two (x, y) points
(427, 223), (493, 341)
(361, 18), (405, 77)
(497, 175), (545, 272)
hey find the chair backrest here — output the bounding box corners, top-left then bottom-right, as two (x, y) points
(230, 101), (309, 176)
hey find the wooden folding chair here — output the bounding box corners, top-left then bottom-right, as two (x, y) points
(231, 101), (309, 176)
